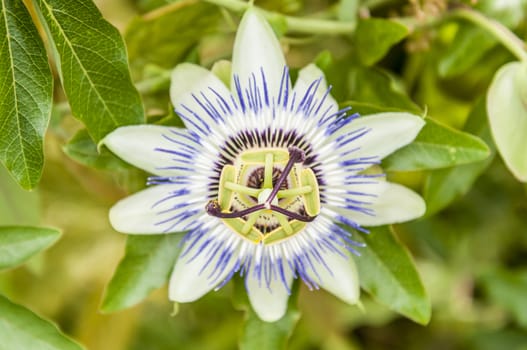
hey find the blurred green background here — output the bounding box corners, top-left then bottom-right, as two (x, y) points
(2, 0), (527, 349)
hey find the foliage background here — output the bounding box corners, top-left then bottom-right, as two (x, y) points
(1, 0), (527, 349)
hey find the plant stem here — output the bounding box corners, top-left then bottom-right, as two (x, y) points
(203, 0), (356, 35)
(451, 8), (527, 62)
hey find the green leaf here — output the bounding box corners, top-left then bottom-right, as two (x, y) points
(424, 99), (496, 215)
(344, 65), (422, 115)
(481, 268), (527, 329)
(0, 166), (40, 225)
(383, 118), (490, 171)
(0, 293), (83, 350)
(341, 100), (413, 116)
(353, 226), (430, 325)
(63, 129), (130, 170)
(439, 24), (497, 78)
(101, 234), (183, 313)
(33, 0), (145, 142)
(239, 286), (300, 350)
(0, 226), (60, 270)
(0, 0), (52, 189)
(487, 61), (527, 182)
(211, 60), (232, 89)
(323, 59), (420, 115)
(125, 1), (221, 72)
(440, 0), (526, 77)
(354, 18), (409, 66)
(240, 308), (300, 350)
(233, 277), (300, 350)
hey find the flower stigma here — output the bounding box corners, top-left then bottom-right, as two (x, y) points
(206, 146), (319, 244)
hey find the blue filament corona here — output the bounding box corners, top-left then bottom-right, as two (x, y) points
(145, 66), (381, 294)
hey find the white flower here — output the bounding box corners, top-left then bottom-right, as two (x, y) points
(103, 9), (425, 322)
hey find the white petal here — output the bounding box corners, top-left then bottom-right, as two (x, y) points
(246, 262), (293, 322)
(322, 176), (388, 205)
(102, 125), (199, 176)
(170, 63), (231, 136)
(344, 182), (426, 226)
(330, 112), (425, 161)
(109, 184), (202, 234)
(487, 61), (527, 182)
(231, 9), (287, 99)
(169, 230), (239, 302)
(311, 249), (360, 305)
(292, 63), (338, 117)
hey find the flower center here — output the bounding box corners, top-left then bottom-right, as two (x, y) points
(206, 147), (320, 244)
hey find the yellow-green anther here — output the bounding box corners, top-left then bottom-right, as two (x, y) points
(263, 226), (288, 244)
(300, 168), (320, 216)
(264, 220), (307, 244)
(218, 165), (237, 210)
(223, 217), (262, 241)
(264, 153), (274, 188)
(241, 148), (289, 163)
